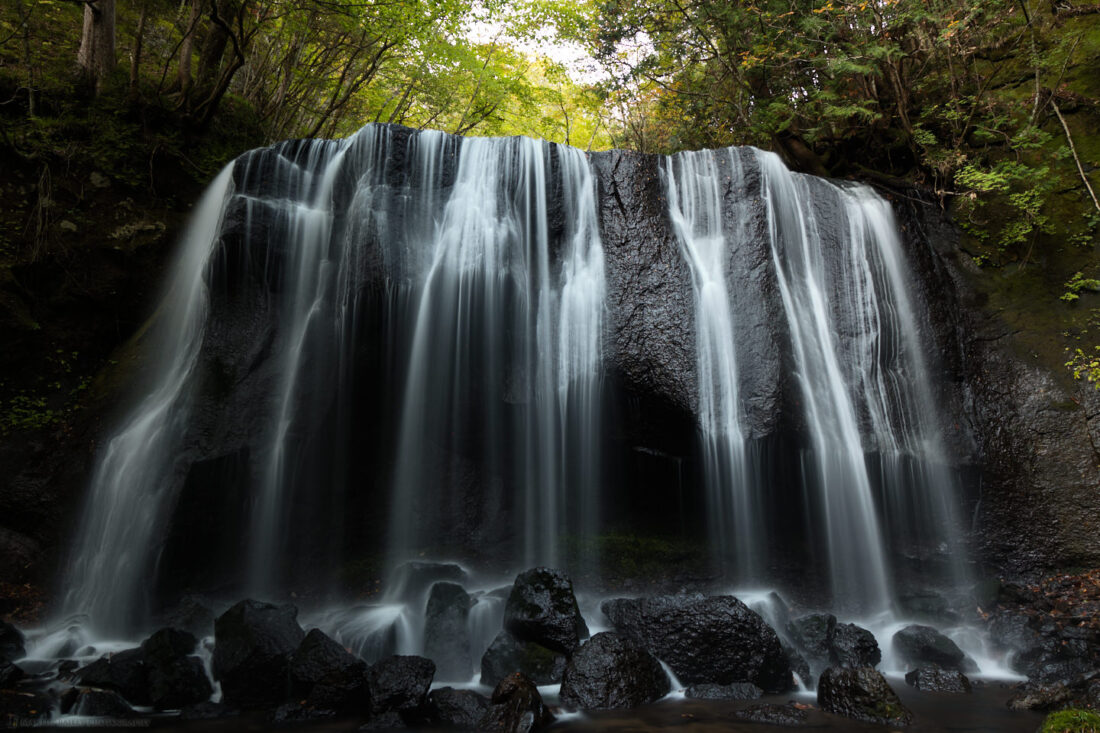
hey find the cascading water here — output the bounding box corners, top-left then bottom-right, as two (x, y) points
(664, 150), (758, 580)
(386, 135), (606, 574)
(61, 125), (608, 636)
(62, 165), (236, 634)
(56, 125), (973, 677)
(662, 145), (967, 614)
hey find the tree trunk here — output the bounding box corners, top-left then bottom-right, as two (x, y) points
(179, 0), (202, 96)
(77, 0), (117, 93)
(129, 0), (149, 103)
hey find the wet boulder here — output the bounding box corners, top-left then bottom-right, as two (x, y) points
(289, 629), (369, 713)
(60, 686), (135, 717)
(503, 568), (588, 654)
(478, 672), (554, 733)
(783, 642), (813, 688)
(0, 622), (25, 662)
(212, 599), (305, 707)
(1014, 635), (1097, 684)
(891, 624), (977, 673)
(904, 666), (972, 693)
(817, 666), (912, 726)
(142, 627), (212, 710)
(685, 682), (762, 700)
(76, 648), (149, 706)
(786, 613), (835, 670)
(481, 630), (567, 687)
(424, 582), (475, 680)
(987, 610), (1037, 654)
(1007, 680), (1074, 711)
(736, 703), (808, 726)
(428, 687), (490, 729)
(831, 623), (881, 668)
(161, 596), (216, 638)
(559, 632), (669, 710)
(367, 655), (435, 717)
(601, 594), (791, 693)
(390, 562), (469, 601)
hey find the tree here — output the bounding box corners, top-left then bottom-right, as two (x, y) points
(77, 0), (116, 92)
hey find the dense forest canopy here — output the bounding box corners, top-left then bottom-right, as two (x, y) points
(0, 0), (1098, 403)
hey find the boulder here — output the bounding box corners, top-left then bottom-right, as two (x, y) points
(0, 622), (25, 662)
(1014, 636), (1098, 684)
(290, 629), (370, 712)
(481, 630), (566, 687)
(987, 610), (1036, 653)
(684, 682), (762, 700)
(897, 591), (960, 624)
(783, 642), (812, 688)
(786, 613), (835, 669)
(367, 655), (435, 716)
(60, 687), (134, 717)
(1007, 674), (1100, 711)
(503, 568), (588, 654)
(831, 622), (881, 668)
(904, 666), (972, 693)
(1007, 680), (1074, 711)
(601, 594), (791, 693)
(424, 582), (475, 680)
(76, 648), (149, 705)
(559, 632), (669, 710)
(161, 596), (216, 638)
(891, 624), (977, 673)
(478, 672), (554, 733)
(817, 666), (912, 726)
(142, 627), (212, 709)
(389, 562), (469, 601)
(212, 599), (305, 707)
(736, 703), (808, 725)
(428, 687), (490, 729)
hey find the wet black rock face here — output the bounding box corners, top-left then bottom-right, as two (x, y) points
(478, 672), (554, 733)
(212, 599), (305, 708)
(817, 666), (913, 726)
(481, 630), (566, 688)
(891, 624), (978, 674)
(559, 632), (670, 710)
(905, 666), (972, 694)
(503, 568), (589, 655)
(601, 594), (792, 693)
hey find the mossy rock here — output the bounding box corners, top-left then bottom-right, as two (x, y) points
(1040, 709), (1100, 733)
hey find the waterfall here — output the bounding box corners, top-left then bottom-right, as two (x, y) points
(664, 149), (758, 580)
(663, 146), (966, 612)
(386, 135), (606, 573)
(60, 125), (967, 636)
(62, 126), (607, 633)
(62, 165), (236, 634)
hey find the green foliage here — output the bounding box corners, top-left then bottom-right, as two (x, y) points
(1040, 709), (1100, 733)
(1065, 346), (1100, 388)
(1062, 272), (1100, 302)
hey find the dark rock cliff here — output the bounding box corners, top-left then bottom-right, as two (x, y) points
(891, 189), (1100, 577)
